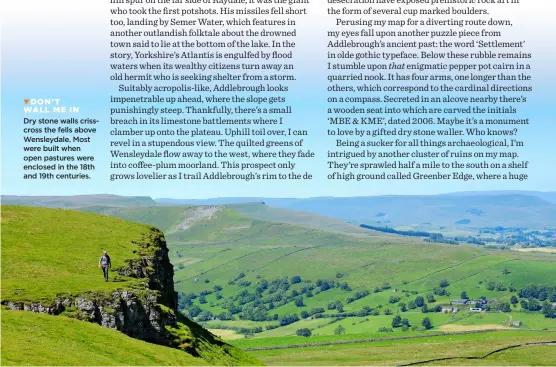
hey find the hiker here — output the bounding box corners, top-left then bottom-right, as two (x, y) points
(98, 250), (111, 281)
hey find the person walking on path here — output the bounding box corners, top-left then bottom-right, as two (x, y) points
(98, 250), (111, 282)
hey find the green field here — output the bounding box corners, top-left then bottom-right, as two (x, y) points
(1, 310), (206, 366)
(426, 345), (556, 366)
(245, 331), (556, 366)
(1, 205), (156, 302)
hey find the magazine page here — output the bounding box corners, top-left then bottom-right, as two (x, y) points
(1, 0), (555, 366)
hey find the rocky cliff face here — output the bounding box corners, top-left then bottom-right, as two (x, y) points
(7, 228), (176, 344)
(4, 227), (260, 365)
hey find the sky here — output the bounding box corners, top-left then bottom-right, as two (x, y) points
(1, 0), (555, 199)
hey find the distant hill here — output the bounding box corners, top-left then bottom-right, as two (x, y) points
(1, 194), (155, 208)
(83, 203), (383, 240)
(439, 191), (556, 204)
(156, 193), (556, 229)
(5, 191), (556, 228)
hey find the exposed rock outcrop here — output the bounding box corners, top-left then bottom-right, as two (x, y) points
(5, 228), (176, 342)
(3, 227), (260, 365)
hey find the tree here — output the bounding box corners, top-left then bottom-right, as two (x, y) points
(392, 315), (402, 328)
(510, 296), (518, 305)
(399, 302), (407, 312)
(461, 290), (469, 300)
(389, 296), (402, 304)
(421, 304), (429, 313)
(336, 301), (344, 313)
(296, 328), (312, 337)
(401, 318), (411, 327)
(188, 305), (202, 317)
(494, 302), (511, 313)
(199, 295), (207, 304)
(300, 311), (310, 319)
(543, 302), (556, 319)
(291, 276), (302, 284)
(197, 310), (213, 321)
(294, 297), (304, 307)
(421, 317), (433, 330)
(217, 312), (233, 320)
(528, 298), (542, 311)
(408, 300), (417, 309)
(415, 296), (425, 307)
(334, 325), (346, 335)
(426, 293), (436, 303)
(279, 314), (300, 326)
(440, 279), (450, 288)
(384, 308), (393, 315)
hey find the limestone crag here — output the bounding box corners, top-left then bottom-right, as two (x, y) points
(4, 228), (179, 345)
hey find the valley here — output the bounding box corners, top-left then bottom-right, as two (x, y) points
(3, 193), (556, 365)
(83, 200), (556, 365)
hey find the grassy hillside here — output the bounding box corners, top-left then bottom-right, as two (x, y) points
(1, 205), (154, 302)
(1, 195), (155, 209)
(0, 206), (261, 366)
(1, 310), (207, 366)
(227, 203), (372, 235)
(84, 203), (374, 237)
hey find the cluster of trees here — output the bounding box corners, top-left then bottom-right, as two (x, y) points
(518, 284), (556, 318)
(490, 301), (512, 313)
(519, 284), (556, 302)
(279, 314), (300, 326)
(373, 283), (393, 293)
(391, 315), (411, 328)
(359, 224), (487, 246)
(486, 280), (509, 292)
(520, 298), (556, 318)
(327, 300), (344, 312)
(424, 233), (459, 245)
(179, 275), (358, 322)
(517, 284), (556, 318)
(296, 328), (312, 337)
(478, 228), (556, 248)
(359, 224), (432, 238)
(421, 304), (443, 313)
(386, 316), (432, 332)
(346, 290), (370, 304)
(389, 295), (402, 304)
(450, 235), (486, 246)
(300, 308), (326, 318)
